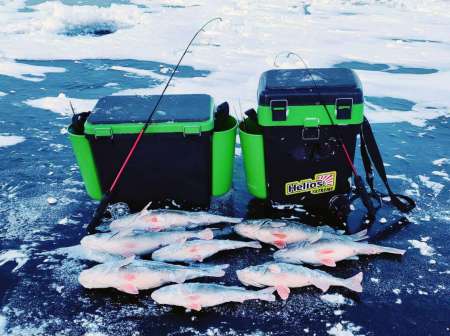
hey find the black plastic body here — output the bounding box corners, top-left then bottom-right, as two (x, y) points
(86, 132), (212, 211)
(262, 125), (360, 208)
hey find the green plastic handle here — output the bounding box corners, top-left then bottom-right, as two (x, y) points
(212, 116), (238, 197)
(68, 127), (103, 200)
(239, 120), (267, 199)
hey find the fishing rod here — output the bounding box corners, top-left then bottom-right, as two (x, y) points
(86, 17), (223, 234)
(287, 53), (377, 222)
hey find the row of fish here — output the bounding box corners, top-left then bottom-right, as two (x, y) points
(78, 209), (406, 311)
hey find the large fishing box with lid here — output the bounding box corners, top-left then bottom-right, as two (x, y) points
(239, 68), (364, 210)
(68, 94), (237, 210)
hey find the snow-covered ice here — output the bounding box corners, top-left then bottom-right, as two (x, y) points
(0, 135), (25, 148)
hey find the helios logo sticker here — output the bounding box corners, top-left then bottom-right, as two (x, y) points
(285, 171), (337, 196)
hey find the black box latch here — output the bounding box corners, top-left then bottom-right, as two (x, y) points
(270, 100), (288, 121)
(336, 98), (353, 120)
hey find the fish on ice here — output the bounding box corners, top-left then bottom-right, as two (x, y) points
(274, 239), (405, 267)
(80, 228), (213, 257)
(234, 219), (367, 249)
(152, 239), (262, 263)
(151, 283), (276, 311)
(237, 262), (363, 299)
(78, 256), (228, 294)
(110, 204), (242, 232)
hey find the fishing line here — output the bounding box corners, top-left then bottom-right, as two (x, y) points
(87, 17), (223, 233)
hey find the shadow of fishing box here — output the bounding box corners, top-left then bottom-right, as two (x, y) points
(68, 94), (237, 210)
(240, 68), (363, 213)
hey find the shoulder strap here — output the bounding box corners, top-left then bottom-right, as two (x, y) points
(360, 117), (415, 213)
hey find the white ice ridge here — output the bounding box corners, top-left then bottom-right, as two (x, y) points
(0, 248), (29, 272)
(0, 135), (25, 148)
(0, 58), (65, 82)
(24, 93), (97, 116)
(1, 1), (450, 124)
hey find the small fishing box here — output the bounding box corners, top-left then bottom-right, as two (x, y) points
(240, 68), (364, 209)
(68, 94), (237, 210)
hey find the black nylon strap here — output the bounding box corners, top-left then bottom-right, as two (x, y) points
(360, 117), (415, 213)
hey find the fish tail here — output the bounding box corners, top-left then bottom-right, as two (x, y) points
(245, 241), (262, 249)
(349, 229), (369, 241)
(224, 216), (243, 224)
(199, 228), (214, 240)
(377, 245), (406, 255)
(343, 272), (363, 293)
(256, 287), (276, 302)
(204, 264), (229, 277)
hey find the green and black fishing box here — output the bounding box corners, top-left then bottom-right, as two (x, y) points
(240, 68), (364, 209)
(69, 94), (237, 210)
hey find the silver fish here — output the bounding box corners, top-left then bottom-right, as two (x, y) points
(152, 239), (262, 263)
(274, 239), (405, 267)
(110, 204), (242, 232)
(151, 283), (276, 311)
(78, 256), (228, 294)
(234, 219), (367, 249)
(236, 262), (363, 299)
(80, 228), (213, 257)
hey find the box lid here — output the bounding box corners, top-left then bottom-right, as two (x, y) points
(85, 94), (214, 135)
(257, 68), (363, 106)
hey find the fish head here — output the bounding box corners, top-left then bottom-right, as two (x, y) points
(78, 264), (110, 289)
(80, 233), (113, 251)
(151, 285), (177, 305)
(109, 213), (139, 231)
(234, 220), (265, 238)
(236, 265), (265, 287)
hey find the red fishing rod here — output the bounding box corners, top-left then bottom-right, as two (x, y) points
(87, 18), (222, 234)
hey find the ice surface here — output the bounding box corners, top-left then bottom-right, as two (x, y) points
(0, 0), (449, 125)
(0, 248), (29, 272)
(0, 135), (25, 148)
(24, 93), (97, 115)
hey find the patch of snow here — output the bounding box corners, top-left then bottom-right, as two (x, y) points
(0, 314), (6, 335)
(370, 278), (380, 284)
(0, 135), (25, 148)
(395, 298), (402, 304)
(394, 155), (407, 160)
(393, 288), (401, 295)
(0, 91), (7, 97)
(47, 197), (57, 205)
(418, 175), (444, 196)
(408, 239), (435, 256)
(0, 248), (29, 272)
(320, 294), (353, 306)
(24, 93), (97, 116)
(327, 322), (363, 336)
(432, 158), (449, 166)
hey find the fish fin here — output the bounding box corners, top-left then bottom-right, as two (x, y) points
(344, 272), (363, 293)
(269, 221), (287, 228)
(199, 228), (214, 240)
(274, 240), (287, 249)
(206, 264), (228, 277)
(256, 287), (276, 302)
(114, 228), (135, 238)
(320, 258), (336, 267)
(349, 229), (369, 241)
(345, 255), (359, 261)
(116, 255), (135, 269)
(246, 241), (262, 249)
(141, 201), (152, 212)
(276, 285), (290, 300)
(187, 303), (202, 311)
(172, 274), (187, 284)
(310, 231), (323, 243)
(268, 264), (281, 273)
(194, 255), (204, 262)
(117, 283), (139, 295)
(272, 232), (288, 239)
(313, 280), (330, 293)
